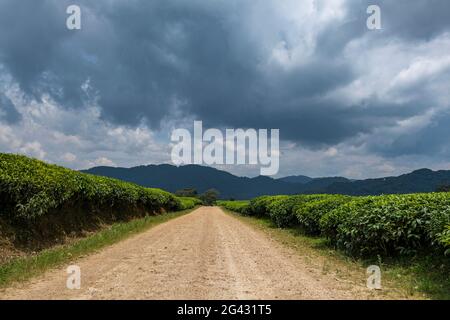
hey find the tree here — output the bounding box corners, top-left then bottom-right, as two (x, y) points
(175, 188), (198, 197)
(200, 189), (220, 206)
(436, 185), (450, 193)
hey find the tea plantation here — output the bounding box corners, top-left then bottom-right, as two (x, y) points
(221, 193), (450, 257)
(0, 153), (200, 246)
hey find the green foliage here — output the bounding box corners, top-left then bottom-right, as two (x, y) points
(178, 197), (203, 210)
(442, 226), (450, 256)
(320, 193), (450, 256)
(319, 197), (376, 243)
(295, 195), (352, 235)
(234, 191), (450, 258)
(219, 200), (249, 214)
(436, 185), (450, 193)
(246, 196), (280, 216)
(199, 189), (220, 206)
(0, 153), (187, 222)
(271, 195), (332, 228)
(175, 188), (198, 197)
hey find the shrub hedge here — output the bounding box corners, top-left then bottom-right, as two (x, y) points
(218, 200), (250, 214)
(221, 192), (450, 257)
(0, 153), (200, 248)
(295, 195), (353, 235)
(178, 197), (203, 210)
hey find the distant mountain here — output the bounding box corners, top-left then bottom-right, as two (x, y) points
(320, 168), (450, 196)
(278, 175), (313, 184)
(82, 165), (450, 199)
(298, 177), (350, 193)
(82, 164), (299, 199)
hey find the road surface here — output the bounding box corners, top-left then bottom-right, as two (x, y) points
(0, 207), (374, 300)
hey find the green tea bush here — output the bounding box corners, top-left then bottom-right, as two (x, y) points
(441, 226), (450, 255)
(246, 196), (280, 216)
(319, 197), (375, 243)
(320, 193), (450, 256)
(266, 195), (328, 228)
(427, 205), (450, 252)
(178, 197), (203, 210)
(295, 195), (352, 235)
(0, 153), (184, 222)
(227, 190), (450, 257)
(219, 200), (250, 214)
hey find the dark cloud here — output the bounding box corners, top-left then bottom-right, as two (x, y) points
(0, 93), (21, 124)
(0, 0), (449, 150)
(378, 0), (450, 40)
(370, 110), (450, 158)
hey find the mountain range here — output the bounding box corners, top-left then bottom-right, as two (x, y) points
(82, 165), (450, 199)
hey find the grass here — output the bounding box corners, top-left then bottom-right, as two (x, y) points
(0, 207), (197, 288)
(223, 209), (450, 300)
(378, 254), (450, 300)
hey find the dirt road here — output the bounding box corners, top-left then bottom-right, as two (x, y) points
(0, 207), (375, 300)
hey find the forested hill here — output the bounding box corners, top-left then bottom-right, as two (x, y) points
(83, 165), (450, 199)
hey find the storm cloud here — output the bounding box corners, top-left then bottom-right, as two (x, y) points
(0, 0), (450, 177)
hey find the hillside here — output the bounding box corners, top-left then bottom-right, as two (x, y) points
(321, 169), (450, 195)
(82, 165), (298, 199)
(83, 164), (450, 198)
(278, 175), (313, 184)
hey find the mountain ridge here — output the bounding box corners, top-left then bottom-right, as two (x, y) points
(82, 164), (450, 199)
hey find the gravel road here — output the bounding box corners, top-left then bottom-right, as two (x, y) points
(0, 207), (374, 300)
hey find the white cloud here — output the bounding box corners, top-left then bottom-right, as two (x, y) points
(62, 152), (77, 162)
(0, 77), (170, 170)
(93, 157), (115, 167)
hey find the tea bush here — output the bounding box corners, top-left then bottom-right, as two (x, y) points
(320, 193), (450, 256)
(246, 196), (280, 216)
(295, 195), (353, 235)
(441, 226), (450, 255)
(219, 200), (249, 214)
(227, 190), (450, 257)
(0, 153), (188, 222)
(264, 195), (328, 228)
(178, 197), (203, 210)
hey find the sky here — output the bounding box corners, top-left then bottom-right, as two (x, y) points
(1, 0), (450, 178)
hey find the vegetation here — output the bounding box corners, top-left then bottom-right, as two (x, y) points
(436, 185), (450, 193)
(220, 193), (450, 258)
(0, 153), (200, 254)
(178, 197), (203, 210)
(84, 165), (450, 199)
(175, 188), (198, 197)
(226, 210), (450, 300)
(295, 195), (353, 235)
(199, 189), (220, 206)
(218, 200), (249, 213)
(221, 194), (450, 299)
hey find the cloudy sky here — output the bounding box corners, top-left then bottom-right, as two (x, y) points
(1, 0), (450, 178)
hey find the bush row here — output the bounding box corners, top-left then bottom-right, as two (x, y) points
(221, 193), (450, 257)
(0, 153), (198, 223)
(178, 197), (203, 210)
(0, 154), (199, 227)
(218, 200), (250, 214)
